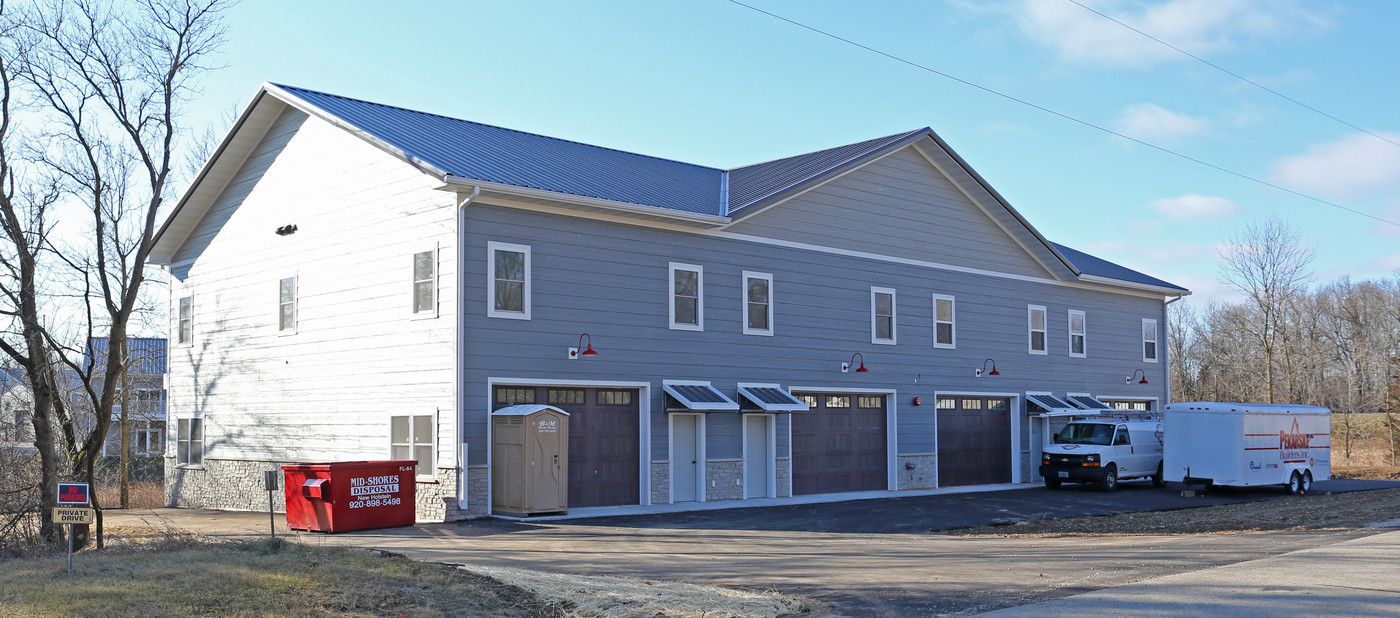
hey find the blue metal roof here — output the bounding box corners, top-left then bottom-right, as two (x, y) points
(86, 337), (167, 376)
(275, 84), (726, 216)
(270, 85), (1183, 293)
(727, 129), (928, 214)
(1050, 242), (1187, 291)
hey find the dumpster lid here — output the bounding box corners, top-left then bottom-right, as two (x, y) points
(492, 404), (570, 416)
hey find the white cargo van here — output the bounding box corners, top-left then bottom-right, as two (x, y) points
(1040, 419), (1165, 491)
(1163, 402), (1330, 493)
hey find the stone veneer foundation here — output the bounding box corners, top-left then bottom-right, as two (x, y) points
(166, 457), (475, 522)
(897, 454), (938, 489)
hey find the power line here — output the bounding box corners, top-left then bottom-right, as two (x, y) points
(1066, 0), (1400, 151)
(724, 0), (1400, 230)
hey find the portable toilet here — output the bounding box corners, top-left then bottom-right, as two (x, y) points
(492, 404), (569, 516)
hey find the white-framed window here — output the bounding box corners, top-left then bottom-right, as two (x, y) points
(1069, 309), (1086, 358)
(932, 294), (955, 349)
(871, 287), (896, 345)
(1028, 305), (1047, 354)
(669, 262), (703, 331)
(176, 417), (202, 467)
(278, 276), (297, 334)
(412, 248), (437, 317)
(487, 241), (531, 319)
(390, 412), (435, 480)
(177, 296), (193, 345)
(742, 271), (773, 336)
(1142, 318), (1158, 363)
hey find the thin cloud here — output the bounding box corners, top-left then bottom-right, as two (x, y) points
(1114, 103), (1208, 140)
(1150, 194), (1241, 220)
(1010, 0), (1331, 69)
(1270, 132), (1400, 200)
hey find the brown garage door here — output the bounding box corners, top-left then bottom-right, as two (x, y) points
(494, 386), (639, 507)
(936, 396), (1012, 487)
(791, 393), (887, 495)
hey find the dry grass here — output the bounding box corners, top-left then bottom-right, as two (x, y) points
(93, 480), (165, 510)
(0, 528), (556, 617)
(461, 564), (809, 618)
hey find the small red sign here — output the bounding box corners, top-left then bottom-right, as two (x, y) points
(57, 483), (90, 505)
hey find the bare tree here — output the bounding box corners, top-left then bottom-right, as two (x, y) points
(1218, 218), (1314, 403)
(0, 0), (228, 548)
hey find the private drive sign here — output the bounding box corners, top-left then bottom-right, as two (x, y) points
(54, 507), (95, 524)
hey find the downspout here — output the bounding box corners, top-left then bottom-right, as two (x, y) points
(455, 186), (479, 510)
(1163, 295), (1185, 406)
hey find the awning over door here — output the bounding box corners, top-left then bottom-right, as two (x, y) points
(1026, 393), (1076, 415)
(663, 381), (739, 412)
(737, 385), (810, 412)
(1068, 395), (1113, 411)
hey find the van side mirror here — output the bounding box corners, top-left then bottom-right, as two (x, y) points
(1114, 433), (1129, 446)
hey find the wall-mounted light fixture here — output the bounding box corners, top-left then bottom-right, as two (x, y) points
(976, 358), (1000, 377)
(568, 333), (599, 360)
(841, 352), (869, 373)
(1126, 368), (1148, 385)
(275, 224), (298, 236)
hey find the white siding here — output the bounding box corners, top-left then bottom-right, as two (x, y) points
(726, 147), (1053, 279)
(167, 107), (457, 466)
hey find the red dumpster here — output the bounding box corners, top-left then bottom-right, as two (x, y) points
(282, 460), (416, 533)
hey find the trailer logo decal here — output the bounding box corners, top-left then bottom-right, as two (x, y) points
(1279, 419), (1309, 450)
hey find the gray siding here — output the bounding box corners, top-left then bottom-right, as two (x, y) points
(462, 203), (1166, 465)
(725, 147), (1054, 279)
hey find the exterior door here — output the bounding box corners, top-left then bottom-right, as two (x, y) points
(494, 386), (640, 507)
(936, 396), (1012, 487)
(671, 414), (700, 503)
(744, 414), (772, 499)
(791, 393), (888, 495)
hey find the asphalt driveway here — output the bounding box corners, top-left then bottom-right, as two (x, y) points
(106, 479), (1400, 616)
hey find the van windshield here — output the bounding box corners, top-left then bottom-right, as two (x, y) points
(1054, 423), (1114, 445)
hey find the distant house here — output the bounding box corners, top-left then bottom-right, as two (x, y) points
(88, 337), (168, 458)
(0, 367), (31, 446)
(150, 84), (1187, 521)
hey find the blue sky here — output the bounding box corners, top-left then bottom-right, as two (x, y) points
(186, 0), (1400, 305)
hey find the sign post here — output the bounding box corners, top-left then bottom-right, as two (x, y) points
(56, 482), (92, 574)
(264, 470), (279, 540)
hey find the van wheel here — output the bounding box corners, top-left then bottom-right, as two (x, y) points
(1151, 462), (1166, 488)
(1098, 464), (1118, 492)
(1287, 471), (1303, 495)
(1044, 477), (1062, 489)
(1301, 470), (1313, 494)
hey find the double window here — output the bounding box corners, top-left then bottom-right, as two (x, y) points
(177, 296), (193, 344)
(669, 263), (703, 331)
(871, 287), (896, 345)
(488, 242), (531, 319)
(742, 271), (772, 336)
(1069, 310), (1086, 357)
(1028, 305), (1047, 354)
(932, 294), (955, 349)
(1142, 318), (1158, 362)
(177, 417), (202, 466)
(278, 277), (297, 333)
(390, 413), (435, 480)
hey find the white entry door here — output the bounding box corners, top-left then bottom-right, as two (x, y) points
(671, 414), (700, 502)
(744, 415), (773, 499)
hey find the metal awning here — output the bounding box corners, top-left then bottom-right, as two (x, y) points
(1027, 394), (1073, 412)
(663, 381), (739, 412)
(1068, 395), (1113, 411)
(737, 385), (810, 412)
(492, 404), (570, 417)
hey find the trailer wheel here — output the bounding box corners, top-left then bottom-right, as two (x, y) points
(1301, 470), (1313, 494)
(1098, 464), (1118, 492)
(1151, 462), (1166, 488)
(1044, 477), (1062, 489)
(1287, 471), (1303, 495)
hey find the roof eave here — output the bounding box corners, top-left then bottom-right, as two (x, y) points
(1078, 273), (1191, 296)
(438, 176), (732, 228)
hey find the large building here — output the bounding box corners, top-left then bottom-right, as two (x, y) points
(150, 84), (1187, 520)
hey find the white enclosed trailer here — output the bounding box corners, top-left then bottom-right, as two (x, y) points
(1163, 402), (1331, 493)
